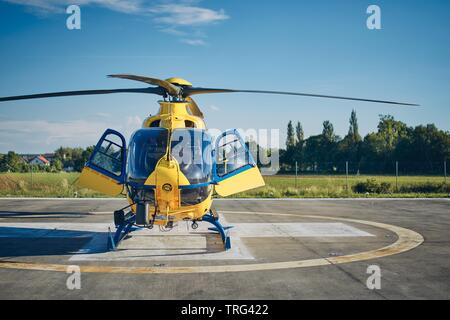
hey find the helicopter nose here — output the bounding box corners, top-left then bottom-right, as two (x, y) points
(145, 158), (187, 213)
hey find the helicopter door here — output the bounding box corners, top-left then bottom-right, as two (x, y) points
(213, 129), (265, 197)
(78, 129), (127, 196)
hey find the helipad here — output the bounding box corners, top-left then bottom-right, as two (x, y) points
(0, 198), (447, 299)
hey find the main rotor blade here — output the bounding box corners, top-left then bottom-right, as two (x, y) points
(0, 87), (165, 102)
(185, 97), (204, 118)
(108, 74), (180, 96)
(183, 88), (419, 106)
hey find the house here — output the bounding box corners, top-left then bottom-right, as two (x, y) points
(43, 153), (56, 163)
(29, 155), (50, 166)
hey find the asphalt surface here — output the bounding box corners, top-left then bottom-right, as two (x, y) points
(0, 198), (449, 300)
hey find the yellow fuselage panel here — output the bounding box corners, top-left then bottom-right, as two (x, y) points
(127, 193), (213, 224)
(215, 166), (265, 197)
(78, 167), (124, 197)
(165, 77), (193, 87)
(144, 158), (190, 212)
(143, 102), (206, 130)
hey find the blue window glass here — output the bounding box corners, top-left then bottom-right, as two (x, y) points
(171, 129), (213, 184)
(216, 132), (252, 177)
(90, 133), (124, 177)
(127, 128), (168, 183)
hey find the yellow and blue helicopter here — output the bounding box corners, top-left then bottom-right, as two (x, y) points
(0, 75), (417, 250)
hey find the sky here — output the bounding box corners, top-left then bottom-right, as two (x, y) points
(0, 0), (449, 153)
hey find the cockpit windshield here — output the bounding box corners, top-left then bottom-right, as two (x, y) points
(171, 129), (213, 184)
(127, 128), (168, 183)
(127, 128), (213, 187)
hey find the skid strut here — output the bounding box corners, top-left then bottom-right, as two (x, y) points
(108, 213), (136, 251)
(108, 211), (232, 251)
(202, 212), (233, 250)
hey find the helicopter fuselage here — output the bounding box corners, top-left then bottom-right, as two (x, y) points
(128, 100), (213, 227)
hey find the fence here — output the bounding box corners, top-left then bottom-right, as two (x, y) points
(274, 160), (449, 195)
(279, 160), (448, 177)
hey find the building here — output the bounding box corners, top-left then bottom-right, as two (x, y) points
(42, 153), (56, 163)
(29, 155), (50, 166)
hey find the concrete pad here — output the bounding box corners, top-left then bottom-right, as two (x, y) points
(230, 222), (373, 237)
(0, 219), (373, 262)
(0, 199), (444, 299)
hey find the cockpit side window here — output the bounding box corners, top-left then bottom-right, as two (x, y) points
(90, 133), (124, 177)
(216, 132), (252, 177)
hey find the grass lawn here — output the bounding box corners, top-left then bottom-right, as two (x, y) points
(235, 175), (449, 198)
(0, 172), (105, 198)
(0, 172), (448, 198)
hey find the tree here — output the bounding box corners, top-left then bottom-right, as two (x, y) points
(395, 124), (450, 173)
(281, 121), (297, 171)
(360, 133), (386, 173)
(377, 115), (408, 151)
(335, 110), (363, 170)
(348, 110), (361, 143)
(303, 135), (323, 172)
(295, 122), (304, 146)
(54, 146), (94, 172)
(292, 122), (305, 170)
(53, 159), (63, 172)
(321, 121), (340, 171)
(286, 121), (296, 149)
(0, 151), (24, 172)
(322, 120), (336, 142)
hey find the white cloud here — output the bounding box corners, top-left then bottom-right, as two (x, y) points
(0, 119), (107, 152)
(181, 38), (206, 46)
(3, 0), (229, 44)
(4, 0), (143, 14)
(4, 0), (229, 25)
(0, 116), (143, 153)
(150, 4), (228, 26)
(95, 112), (112, 118)
(123, 115), (143, 137)
(160, 27), (188, 36)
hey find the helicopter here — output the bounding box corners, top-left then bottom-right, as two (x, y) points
(0, 75), (418, 250)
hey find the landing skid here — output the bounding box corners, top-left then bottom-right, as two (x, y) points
(202, 212), (233, 250)
(108, 213), (136, 251)
(108, 211), (233, 251)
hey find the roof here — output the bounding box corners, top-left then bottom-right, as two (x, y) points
(31, 155), (50, 164)
(38, 155), (50, 164)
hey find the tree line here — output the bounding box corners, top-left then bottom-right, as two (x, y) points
(0, 146), (94, 173)
(1, 112), (449, 175)
(279, 111), (450, 174)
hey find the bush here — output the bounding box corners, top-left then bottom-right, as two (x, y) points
(399, 182), (449, 194)
(353, 179), (449, 194)
(253, 186), (282, 198)
(283, 187), (300, 197)
(379, 182), (393, 193)
(353, 179), (393, 194)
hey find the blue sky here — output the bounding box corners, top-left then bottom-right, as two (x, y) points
(0, 0), (449, 153)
